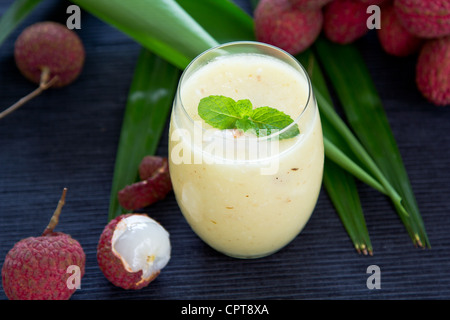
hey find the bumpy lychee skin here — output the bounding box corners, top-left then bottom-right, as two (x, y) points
(377, 3), (423, 56)
(287, 0), (333, 10)
(1, 189), (85, 300)
(416, 36), (450, 106)
(323, 0), (370, 44)
(394, 0), (450, 39)
(14, 21), (85, 87)
(254, 0), (323, 55)
(97, 214), (171, 290)
(118, 156), (172, 211)
(2, 233), (85, 300)
(356, 0), (387, 5)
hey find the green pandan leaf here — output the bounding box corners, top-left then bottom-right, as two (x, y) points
(0, 0), (43, 47)
(314, 37), (429, 248)
(72, 0), (218, 69)
(108, 48), (180, 220)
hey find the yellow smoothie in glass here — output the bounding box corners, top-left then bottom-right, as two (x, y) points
(168, 42), (324, 259)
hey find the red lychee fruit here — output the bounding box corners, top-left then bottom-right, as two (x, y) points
(394, 0), (450, 39)
(323, 0), (370, 44)
(254, 0), (323, 55)
(0, 21), (85, 119)
(416, 36), (450, 106)
(97, 214), (171, 290)
(14, 21), (85, 88)
(377, 2), (423, 56)
(287, 0), (334, 10)
(1, 189), (86, 300)
(356, 0), (387, 5)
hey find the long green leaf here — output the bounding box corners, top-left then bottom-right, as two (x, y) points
(71, 0), (218, 69)
(324, 137), (384, 195)
(316, 89), (404, 206)
(0, 0), (43, 47)
(301, 56), (408, 222)
(108, 48), (180, 221)
(314, 37), (429, 248)
(308, 44), (414, 245)
(176, 0), (255, 43)
(324, 159), (372, 255)
(297, 50), (386, 195)
(297, 49), (373, 254)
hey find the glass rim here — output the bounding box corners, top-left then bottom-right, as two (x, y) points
(176, 40), (314, 142)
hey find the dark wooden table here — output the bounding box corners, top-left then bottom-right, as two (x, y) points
(1, 0), (450, 301)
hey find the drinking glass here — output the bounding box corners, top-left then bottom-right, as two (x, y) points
(168, 41), (324, 259)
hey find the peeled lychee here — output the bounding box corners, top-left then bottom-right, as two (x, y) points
(0, 21), (85, 119)
(394, 0), (450, 39)
(1, 188), (85, 300)
(287, 0), (334, 10)
(416, 36), (450, 106)
(254, 0), (323, 55)
(377, 3), (423, 56)
(97, 214), (171, 290)
(323, 0), (370, 44)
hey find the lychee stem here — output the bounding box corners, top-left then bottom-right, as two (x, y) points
(42, 188), (67, 236)
(0, 67), (59, 120)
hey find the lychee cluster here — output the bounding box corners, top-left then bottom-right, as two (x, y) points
(389, 0), (449, 106)
(254, 0), (377, 54)
(375, 0), (449, 106)
(254, 0), (450, 106)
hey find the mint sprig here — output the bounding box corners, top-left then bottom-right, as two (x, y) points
(198, 95), (300, 140)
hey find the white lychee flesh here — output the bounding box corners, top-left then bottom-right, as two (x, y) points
(111, 215), (171, 281)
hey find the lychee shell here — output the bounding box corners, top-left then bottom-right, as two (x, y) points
(14, 21), (85, 87)
(254, 0), (323, 55)
(394, 0), (450, 39)
(416, 36), (450, 106)
(1, 232), (85, 300)
(97, 214), (160, 290)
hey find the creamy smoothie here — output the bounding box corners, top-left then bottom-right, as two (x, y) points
(169, 42), (324, 258)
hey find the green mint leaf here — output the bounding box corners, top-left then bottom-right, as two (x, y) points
(198, 95), (300, 140)
(235, 116), (257, 134)
(198, 95), (241, 129)
(250, 106), (300, 140)
(235, 99), (253, 117)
